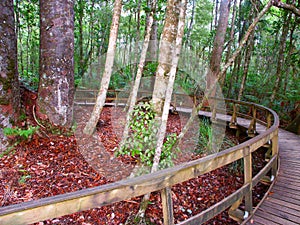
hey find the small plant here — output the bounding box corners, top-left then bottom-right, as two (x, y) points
(18, 169), (31, 184)
(117, 101), (179, 171)
(3, 126), (39, 141)
(196, 117), (213, 154)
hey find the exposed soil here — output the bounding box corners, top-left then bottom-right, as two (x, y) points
(0, 101), (270, 225)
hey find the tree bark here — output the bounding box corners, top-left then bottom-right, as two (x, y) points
(131, 1), (187, 223)
(237, 2), (258, 101)
(222, 0), (237, 86)
(37, 0), (75, 128)
(152, 0), (187, 172)
(270, 10), (291, 104)
(273, 0), (300, 16)
(0, 0), (20, 120)
(120, 0), (156, 146)
(83, 0), (122, 135)
(207, 0), (231, 120)
(152, 0), (180, 116)
(176, 0), (274, 149)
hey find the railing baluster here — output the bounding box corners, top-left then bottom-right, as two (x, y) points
(230, 103), (238, 129)
(244, 147), (253, 216)
(161, 187), (174, 225)
(271, 130), (279, 179)
(248, 105), (257, 137)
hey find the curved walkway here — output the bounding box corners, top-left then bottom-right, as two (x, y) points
(245, 129), (300, 225)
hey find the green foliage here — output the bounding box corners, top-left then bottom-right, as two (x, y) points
(3, 126), (38, 141)
(15, 0), (40, 90)
(18, 169), (31, 184)
(195, 117), (213, 154)
(190, 0), (213, 51)
(117, 102), (179, 170)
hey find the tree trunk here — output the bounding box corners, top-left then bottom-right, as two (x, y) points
(237, 30), (255, 101)
(176, 0), (274, 149)
(83, 0), (122, 135)
(207, 0), (231, 120)
(37, 0), (75, 128)
(185, 0), (195, 47)
(131, 1), (187, 223)
(284, 14), (296, 94)
(222, 0), (237, 86)
(152, 0), (187, 173)
(270, 10), (291, 104)
(152, 0), (180, 116)
(78, 0), (84, 77)
(0, 0), (20, 120)
(146, 0), (158, 62)
(120, 0), (156, 146)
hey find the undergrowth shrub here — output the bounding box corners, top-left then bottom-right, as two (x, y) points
(3, 125), (38, 141)
(116, 102), (179, 171)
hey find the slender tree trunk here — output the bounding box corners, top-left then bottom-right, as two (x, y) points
(237, 2), (258, 101)
(152, 0), (187, 172)
(227, 0), (245, 98)
(237, 30), (255, 101)
(284, 15), (296, 94)
(83, 0), (122, 135)
(78, 0), (84, 77)
(130, 1), (187, 223)
(146, 0), (158, 62)
(214, 0), (219, 29)
(222, 0), (237, 86)
(124, 0), (142, 111)
(176, 0), (274, 149)
(152, 0), (180, 116)
(0, 0), (20, 119)
(185, 0), (195, 47)
(270, 11), (291, 104)
(207, 0), (231, 119)
(120, 0), (156, 147)
(37, 0), (75, 128)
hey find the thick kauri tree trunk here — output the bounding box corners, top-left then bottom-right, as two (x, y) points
(0, 0), (20, 151)
(0, 0), (20, 121)
(37, 0), (75, 128)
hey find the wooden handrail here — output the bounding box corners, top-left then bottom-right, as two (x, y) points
(0, 92), (279, 225)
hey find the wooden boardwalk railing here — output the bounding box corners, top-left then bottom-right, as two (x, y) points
(0, 91), (281, 225)
(244, 129), (300, 225)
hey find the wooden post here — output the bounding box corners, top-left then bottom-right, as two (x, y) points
(244, 147), (253, 215)
(248, 105), (256, 137)
(271, 129), (279, 178)
(161, 187), (174, 225)
(266, 112), (272, 129)
(230, 103), (238, 129)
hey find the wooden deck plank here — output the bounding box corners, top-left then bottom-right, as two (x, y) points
(246, 129), (300, 225)
(254, 209), (298, 225)
(247, 215), (280, 225)
(262, 201), (300, 218)
(266, 197), (300, 211)
(275, 179), (300, 189)
(276, 175), (300, 183)
(258, 203), (300, 223)
(272, 186), (300, 199)
(279, 170), (300, 176)
(269, 193), (300, 205)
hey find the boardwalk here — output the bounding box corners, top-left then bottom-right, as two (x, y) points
(245, 129), (300, 225)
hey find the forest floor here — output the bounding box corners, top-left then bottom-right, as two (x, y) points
(0, 98), (270, 224)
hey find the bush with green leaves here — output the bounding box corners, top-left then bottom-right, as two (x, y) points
(3, 125), (39, 141)
(196, 117), (213, 154)
(117, 102), (178, 170)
